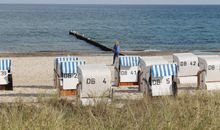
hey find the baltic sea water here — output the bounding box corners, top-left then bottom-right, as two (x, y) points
(0, 4), (220, 52)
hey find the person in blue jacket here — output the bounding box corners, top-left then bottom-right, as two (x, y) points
(113, 40), (120, 64)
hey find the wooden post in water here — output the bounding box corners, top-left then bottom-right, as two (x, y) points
(69, 30), (124, 55)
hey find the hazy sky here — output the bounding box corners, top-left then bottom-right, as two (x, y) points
(0, 0), (220, 4)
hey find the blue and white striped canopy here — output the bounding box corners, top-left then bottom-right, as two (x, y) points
(0, 59), (12, 71)
(61, 60), (86, 74)
(56, 56), (81, 64)
(151, 64), (177, 77)
(119, 56), (140, 67)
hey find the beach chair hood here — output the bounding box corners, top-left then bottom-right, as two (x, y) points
(61, 61), (86, 74)
(119, 56), (140, 67)
(151, 64), (177, 78)
(0, 59), (12, 71)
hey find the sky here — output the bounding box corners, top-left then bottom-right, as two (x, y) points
(0, 0), (220, 5)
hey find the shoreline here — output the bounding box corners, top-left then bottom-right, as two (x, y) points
(0, 50), (185, 57)
(0, 50), (220, 57)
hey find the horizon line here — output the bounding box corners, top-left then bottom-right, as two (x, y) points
(1, 3), (220, 5)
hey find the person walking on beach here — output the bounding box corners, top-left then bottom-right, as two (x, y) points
(113, 40), (120, 64)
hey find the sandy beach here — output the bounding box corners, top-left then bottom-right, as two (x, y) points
(0, 51), (217, 103)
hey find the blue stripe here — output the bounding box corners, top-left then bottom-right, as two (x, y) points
(2, 60), (4, 70)
(151, 66), (154, 77)
(72, 62), (75, 73)
(167, 64), (171, 76)
(163, 64), (167, 77)
(159, 65), (163, 77)
(76, 61), (78, 72)
(0, 60), (3, 70)
(68, 62), (71, 73)
(135, 57), (139, 66)
(6, 60), (8, 70)
(128, 57), (131, 66)
(132, 57), (135, 66)
(125, 57), (128, 66)
(119, 57), (122, 66)
(132, 57), (137, 66)
(155, 65), (158, 77)
(61, 63), (63, 73)
(10, 60), (12, 70)
(65, 62), (68, 73)
(171, 64), (174, 75)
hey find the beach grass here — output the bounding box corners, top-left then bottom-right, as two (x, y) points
(0, 91), (220, 130)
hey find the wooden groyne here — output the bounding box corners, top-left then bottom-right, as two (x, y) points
(69, 30), (124, 55)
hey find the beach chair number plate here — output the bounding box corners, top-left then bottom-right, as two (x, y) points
(180, 61), (197, 66)
(120, 70), (137, 75)
(208, 65), (215, 70)
(63, 73), (77, 78)
(86, 78), (107, 84)
(152, 78), (170, 85)
(86, 78), (95, 84)
(152, 80), (160, 85)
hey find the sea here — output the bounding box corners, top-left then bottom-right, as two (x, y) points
(0, 4), (220, 53)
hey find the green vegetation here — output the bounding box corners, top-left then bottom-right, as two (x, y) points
(0, 91), (220, 130)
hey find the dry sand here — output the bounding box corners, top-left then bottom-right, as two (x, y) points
(0, 51), (202, 103)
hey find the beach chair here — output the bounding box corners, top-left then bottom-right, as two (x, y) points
(54, 56), (85, 96)
(0, 58), (13, 90)
(173, 53), (199, 89)
(139, 59), (177, 96)
(77, 64), (111, 106)
(198, 56), (220, 90)
(114, 56), (140, 87)
(139, 56), (169, 92)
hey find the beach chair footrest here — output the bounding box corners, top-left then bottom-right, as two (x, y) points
(59, 89), (77, 96)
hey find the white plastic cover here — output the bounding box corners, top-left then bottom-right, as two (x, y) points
(206, 82), (220, 90)
(78, 64), (111, 98)
(173, 53), (199, 76)
(178, 76), (197, 84)
(151, 75), (173, 96)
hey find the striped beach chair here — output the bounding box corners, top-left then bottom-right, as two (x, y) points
(146, 63), (177, 96)
(54, 56), (85, 96)
(55, 56), (81, 74)
(115, 56), (140, 87)
(0, 58), (13, 90)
